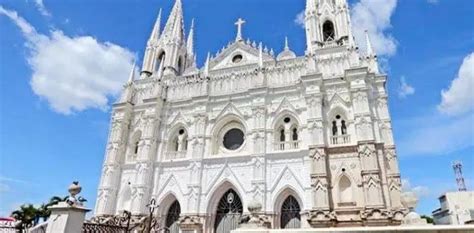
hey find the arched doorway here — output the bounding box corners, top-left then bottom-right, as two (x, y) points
(280, 196), (301, 229)
(214, 189), (243, 233)
(165, 201), (181, 233)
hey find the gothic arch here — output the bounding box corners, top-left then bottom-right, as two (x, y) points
(157, 192), (180, 216)
(270, 110), (301, 130)
(273, 186), (303, 217)
(206, 180), (245, 232)
(335, 173), (356, 204)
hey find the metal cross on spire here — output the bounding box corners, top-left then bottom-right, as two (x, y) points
(235, 18), (246, 41)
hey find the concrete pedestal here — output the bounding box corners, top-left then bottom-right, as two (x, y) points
(45, 202), (90, 233)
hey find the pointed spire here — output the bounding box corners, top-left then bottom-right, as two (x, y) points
(258, 42), (263, 68)
(187, 18), (195, 55)
(127, 60), (136, 84)
(365, 30), (375, 57)
(162, 0), (184, 42)
(149, 8), (162, 42)
(204, 52), (210, 77)
(284, 36), (289, 51)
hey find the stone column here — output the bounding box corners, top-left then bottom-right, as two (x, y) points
(132, 113), (159, 215)
(307, 146), (333, 227)
(95, 107), (132, 216)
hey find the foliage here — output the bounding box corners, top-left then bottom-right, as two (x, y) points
(10, 196), (67, 232)
(421, 215), (434, 224)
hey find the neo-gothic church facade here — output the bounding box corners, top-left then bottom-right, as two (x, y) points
(95, 0), (405, 231)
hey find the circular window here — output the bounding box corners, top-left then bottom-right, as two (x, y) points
(223, 128), (244, 150)
(232, 54), (243, 63)
(179, 129), (185, 135)
(336, 115), (341, 120)
(283, 117), (291, 123)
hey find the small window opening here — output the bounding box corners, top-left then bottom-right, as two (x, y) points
(134, 141), (139, 154)
(332, 121), (338, 136)
(341, 120), (347, 135)
(283, 117), (291, 123)
(323, 21), (335, 42)
(292, 128), (298, 141)
(232, 54), (243, 63)
(280, 129), (286, 142)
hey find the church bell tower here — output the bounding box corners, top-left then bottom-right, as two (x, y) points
(305, 0), (354, 53)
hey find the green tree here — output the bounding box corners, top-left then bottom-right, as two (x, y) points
(11, 204), (38, 232)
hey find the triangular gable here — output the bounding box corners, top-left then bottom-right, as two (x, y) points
(329, 93), (349, 108)
(273, 97), (298, 114)
(156, 174), (186, 196)
(213, 102), (245, 121)
(210, 41), (273, 70)
(269, 166), (305, 192)
(167, 111), (187, 126)
(204, 164), (246, 194)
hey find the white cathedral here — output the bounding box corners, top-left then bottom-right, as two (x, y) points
(95, 0), (406, 232)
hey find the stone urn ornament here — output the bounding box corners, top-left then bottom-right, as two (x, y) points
(400, 191), (428, 225)
(66, 181), (87, 207)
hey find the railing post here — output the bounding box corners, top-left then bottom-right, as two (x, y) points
(45, 202), (90, 233)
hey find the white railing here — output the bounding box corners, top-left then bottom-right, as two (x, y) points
(165, 151), (187, 160)
(274, 141), (300, 151)
(331, 135), (351, 145)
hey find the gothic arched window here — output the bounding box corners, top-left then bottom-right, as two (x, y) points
(167, 128), (188, 160)
(341, 120), (347, 135)
(275, 116), (299, 151)
(323, 21), (335, 42)
(280, 129), (286, 142)
(332, 121), (338, 136)
(292, 128), (298, 141)
(130, 131), (142, 158)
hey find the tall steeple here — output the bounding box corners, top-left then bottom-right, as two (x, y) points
(141, 9), (163, 77)
(161, 0), (184, 43)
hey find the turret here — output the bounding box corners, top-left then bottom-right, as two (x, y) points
(141, 0), (191, 78)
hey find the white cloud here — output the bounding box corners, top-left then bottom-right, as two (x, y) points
(0, 6), (135, 115)
(33, 0), (51, 17)
(438, 52), (474, 116)
(427, 0), (439, 5)
(398, 76), (415, 98)
(293, 0), (398, 57)
(351, 0), (398, 57)
(396, 113), (474, 156)
(294, 10), (305, 28)
(402, 179), (430, 198)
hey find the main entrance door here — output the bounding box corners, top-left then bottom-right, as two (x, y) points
(214, 189), (243, 233)
(280, 196), (301, 229)
(165, 201), (181, 233)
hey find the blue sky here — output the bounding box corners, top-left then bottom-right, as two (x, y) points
(0, 0), (473, 216)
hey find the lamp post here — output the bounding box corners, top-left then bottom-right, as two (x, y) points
(146, 198), (159, 233)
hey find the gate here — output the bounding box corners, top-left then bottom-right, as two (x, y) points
(214, 189), (242, 233)
(280, 196), (301, 229)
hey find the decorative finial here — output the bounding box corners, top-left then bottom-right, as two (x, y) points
(235, 18), (246, 42)
(284, 36), (289, 51)
(204, 52), (210, 77)
(66, 181), (87, 207)
(258, 42), (263, 68)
